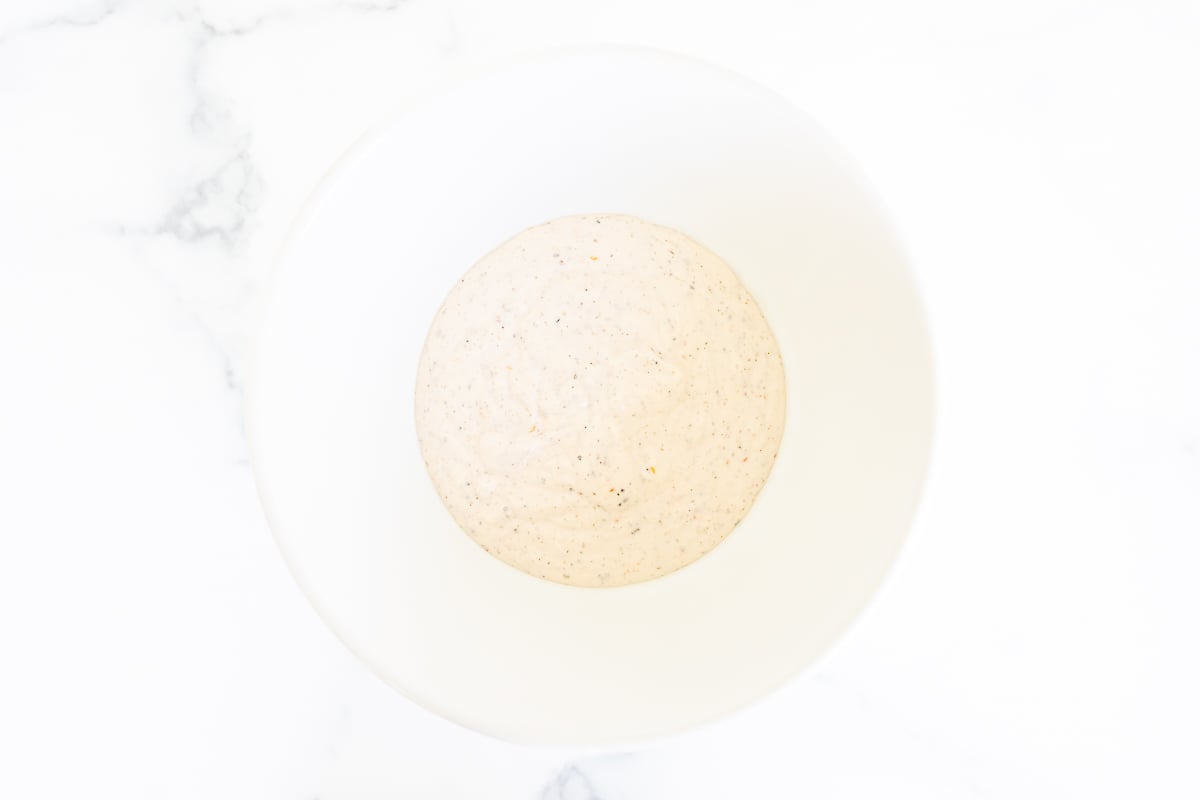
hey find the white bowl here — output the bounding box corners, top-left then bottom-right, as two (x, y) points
(247, 46), (933, 746)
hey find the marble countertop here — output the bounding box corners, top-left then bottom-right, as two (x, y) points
(1, 0), (1197, 796)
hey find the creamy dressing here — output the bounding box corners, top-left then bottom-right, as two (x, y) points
(415, 214), (785, 587)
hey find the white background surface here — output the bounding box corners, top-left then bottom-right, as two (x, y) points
(1, 0), (1197, 797)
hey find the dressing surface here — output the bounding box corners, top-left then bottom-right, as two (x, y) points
(415, 214), (786, 586)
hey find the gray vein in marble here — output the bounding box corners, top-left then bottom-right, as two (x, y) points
(187, 0), (410, 40)
(540, 764), (603, 800)
(152, 149), (262, 248)
(132, 0), (416, 244)
(136, 0), (412, 390)
(100, 10), (263, 396)
(191, 12), (268, 39)
(183, 13), (254, 139)
(42, 0), (410, 432)
(0, 0), (118, 47)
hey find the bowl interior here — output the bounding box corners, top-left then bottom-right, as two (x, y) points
(247, 47), (933, 745)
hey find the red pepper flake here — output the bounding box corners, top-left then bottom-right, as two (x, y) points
(742, 456), (749, 462)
